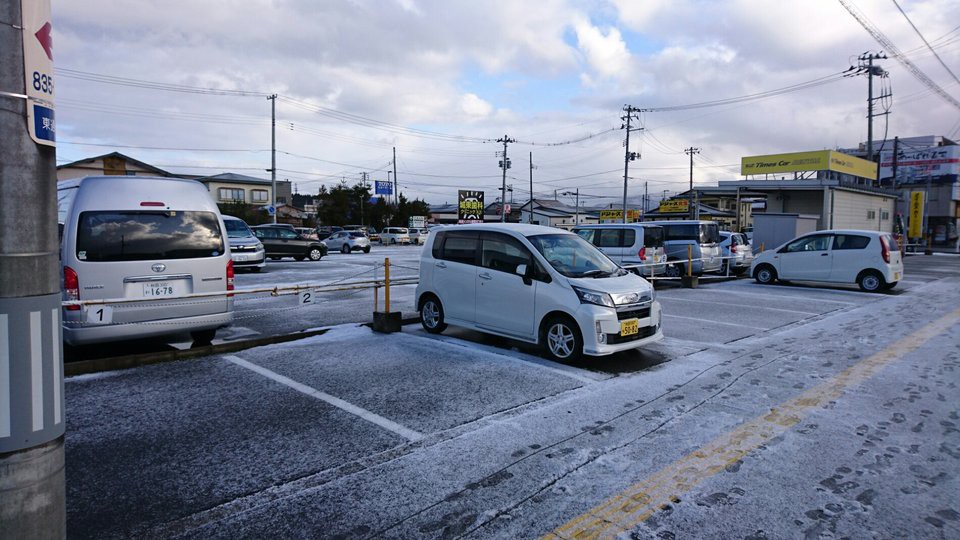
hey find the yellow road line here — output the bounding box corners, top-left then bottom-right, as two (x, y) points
(547, 307), (960, 540)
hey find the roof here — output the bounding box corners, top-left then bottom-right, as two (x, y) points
(643, 203), (734, 219)
(56, 152), (173, 176)
(195, 172), (272, 185)
(437, 223), (575, 236)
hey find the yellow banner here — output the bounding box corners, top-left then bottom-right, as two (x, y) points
(599, 209), (640, 221)
(908, 191), (924, 238)
(741, 150), (877, 180)
(658, 199), (689, 213)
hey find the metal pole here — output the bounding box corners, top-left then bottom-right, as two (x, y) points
(575, 188), (579, 225)
(384, 258), (391, 313)
(867, 56), (874, 163)
(500, 135), (508, 223)
(622, 106), (633, 224)
(0, 0), (66, 535)
(269, 94), (277, 223)
(392, 146), (398, 206)
(529, 152), (534, 224)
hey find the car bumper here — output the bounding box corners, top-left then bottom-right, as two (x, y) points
(63, 310), (234, 346)
(232, 252), (266, 268)
(576, 301), (664, 356)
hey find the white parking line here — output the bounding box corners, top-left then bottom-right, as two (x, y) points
(663, 314), (767, 330)
(660, 296), (821, 315)
(684, 287), (858, 305)
(224, 355), (424, 442)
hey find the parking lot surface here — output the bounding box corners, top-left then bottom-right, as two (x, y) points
(64, 255), (960, 538)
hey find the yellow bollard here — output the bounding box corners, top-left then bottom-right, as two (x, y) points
(686, 244), (693, 278)
(760, 242), (765, 252)
(384, 257), (391, 314)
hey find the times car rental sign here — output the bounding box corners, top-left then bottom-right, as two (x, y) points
(21, 0), (56, 146)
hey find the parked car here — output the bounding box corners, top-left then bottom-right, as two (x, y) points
(750, 229), (903, 292)
(295, 227), (319, 240)
(223, 215), (266, 272)
(257, 223), (296, 232)
(366, 227), (381, 243)
(57, 176), (234, 345)
(643, 220), (722, 276)
(252, 225), (328, 261)
(316, 226), (343, 241)
(323, 230), (372, 254)
(409, 227), (430, 245)
(416, 223), (662, 361)
(381, 227), (411, 245)
(573, 224), (667, 277)
(718, 231), (754, 275)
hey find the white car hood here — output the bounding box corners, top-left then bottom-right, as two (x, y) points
(566, 272), (652, 296)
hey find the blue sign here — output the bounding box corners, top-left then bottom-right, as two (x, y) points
(375, 181), (393, 195)
(32, 104), (55, 143)
(265, 205), (276, 215)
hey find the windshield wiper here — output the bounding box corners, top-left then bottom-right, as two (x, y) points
(579, 269), (613, 278)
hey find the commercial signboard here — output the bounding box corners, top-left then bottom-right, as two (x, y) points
(908, 191), (924, 239)
(374, 180), (393, 195)
(741, 150), (877, 180)
(658, 199), (689, 213)
(879, 145), (960, 185)
(599, 209), (640, 223)
(458, 190), (484, 223)
(409, 216), (426, 228)
(22, 0), (56, 146)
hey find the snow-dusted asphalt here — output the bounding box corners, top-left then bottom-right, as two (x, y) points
(64, 255), (960, 538)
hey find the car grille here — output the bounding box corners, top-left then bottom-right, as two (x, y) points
(617, 306), (651, 320)
(606, 325), (657, 344)
(231, 245), (258, 252)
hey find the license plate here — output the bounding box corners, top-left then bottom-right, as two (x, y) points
(894, 272), (901, 281)
(620, 318), (639, 336)
(143, 282), (176, 297)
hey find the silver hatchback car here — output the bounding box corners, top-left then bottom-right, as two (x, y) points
(719, 231), (754, 275)
(323, 230), (372, 254)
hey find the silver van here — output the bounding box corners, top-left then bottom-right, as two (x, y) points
(642, 220), (723, 275)
(58, 176), (234, 345)
(572, 224), (667, 277)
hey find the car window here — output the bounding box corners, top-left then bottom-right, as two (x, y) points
(574, 229), (595, 244)
(224, 219), (252, 238)
(883, 234), (899, 251)
(785, 234), (832, 253)
(279, 229), (298, 239)
(642, 227), (663, 248)
(664, 224), (699, 241)
(76, 211), (224, 262)
(597, 229), (621, 248)
(833, 234), (870, 250)
(527, 233), (619, 278)
(431, 231), (446, 258)
(622, 229), (636, 247)
(440, 233), (479, 265)
(349, 232), (365, 238)
(481, 233), (531, 274)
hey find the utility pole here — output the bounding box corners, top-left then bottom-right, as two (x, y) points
(562, 189), (580, 225)
(529, 152), (534, 224)
(268, 94), (278, 223)
(848, 52), (888, 163)
(621, 105), (642, 223)
(1, 0), (66, 536)
(643, 181), (648, 221)
(497, 135), (515, 222)
(685, 147), (701, 219)
(892, 136), (900, 190)
(392, 146), (398, 206)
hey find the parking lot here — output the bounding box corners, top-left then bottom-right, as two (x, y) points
(63, 254), (960, 538)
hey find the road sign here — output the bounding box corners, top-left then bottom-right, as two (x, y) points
(409, 216), (426, 228)
(265, 205), (276, 216)
(375, 181), (393, 195)
(21, 0), (55, 147)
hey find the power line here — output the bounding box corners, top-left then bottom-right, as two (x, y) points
(891, 0), (960, 88)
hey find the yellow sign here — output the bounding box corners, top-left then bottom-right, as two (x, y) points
(741, 150), (877, 180)
(659, 199), (689, 213)
(599, 209), (640, 221)
(908, 191), (924, 238)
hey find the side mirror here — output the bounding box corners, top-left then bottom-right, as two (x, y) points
(516, 264), (533, 286)
(515, 264), (527, 277)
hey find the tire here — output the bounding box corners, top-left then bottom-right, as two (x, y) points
(419, 295), (447, 334)
(190, 329), (216, 345)
(882, 281), (898, 291)
(665, 263), (681, 278)
(754, 264), (777, 285)
(251, 267), (263, 273)
(308, 248), (323, 261)
(541, 316), (583, 362)
(341, 244), (350, 254)
(858, 271), (885, 292)
(363, 246), (371, 253)
(294, 256), (305, 261)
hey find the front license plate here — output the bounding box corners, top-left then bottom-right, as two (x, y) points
(143, 282), (176, 297)
(620, 318), (639, 336)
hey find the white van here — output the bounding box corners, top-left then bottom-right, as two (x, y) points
(416, 224), (663, 361)
(573, 224), (667, 277)
(381, 227), (411, 245)
(58, 176), (234, 345)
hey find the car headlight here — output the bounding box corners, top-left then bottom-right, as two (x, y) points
(573, 286), (615, 308)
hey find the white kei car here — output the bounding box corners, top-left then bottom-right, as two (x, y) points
(750, 229), (903, 292)
(416, 223), (663, 361)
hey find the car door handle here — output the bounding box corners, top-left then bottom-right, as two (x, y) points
(435, 262), (447, 269)
(479, 272), (492, 280)
(821, 253), (829, 256)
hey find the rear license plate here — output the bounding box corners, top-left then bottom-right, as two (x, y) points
(143, 282), (176, 297)
(620, 318), (639, 336)
(894, 272), (901, 281)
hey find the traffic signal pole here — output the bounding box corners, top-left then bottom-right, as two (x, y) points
(0, 0), (66, 536)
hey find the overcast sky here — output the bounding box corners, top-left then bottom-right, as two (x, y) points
(52, 0), (960, 206)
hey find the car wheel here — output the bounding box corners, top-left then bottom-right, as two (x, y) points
(542, 316), (583, 362)
(858, 270), (885, 292)
(419, 295), (447, 334)
(754, 264), (777, 285)
(665, 264), (681, 278)
(308, 248), (323, 261)
(341, 244), (350, 254)
(882, 281), (898, 291)
(190, 329), (216, 345)
(363, 246), (371, 253)
(294, 256), (305, 261)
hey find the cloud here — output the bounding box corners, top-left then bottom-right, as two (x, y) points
(574, 20), (631, 81)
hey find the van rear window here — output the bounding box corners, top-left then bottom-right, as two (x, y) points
(76, 211), (224, 262)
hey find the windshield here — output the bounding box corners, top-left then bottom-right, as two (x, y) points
(224, 219), (252, 238)
(665, 223), (720, 244)
(526, 233), (620, 278)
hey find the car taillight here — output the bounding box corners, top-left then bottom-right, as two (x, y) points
(226, 259), (235, 294)
(638, 247), (646, 260)
(64, 266), (81, 311)
(880, 236), (890, 263)
(730, 244), (738, 253)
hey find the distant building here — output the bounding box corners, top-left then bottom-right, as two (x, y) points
(56, 152), (174, 181)
(517, 199), (600, 229)
(195, 172), (273, 206)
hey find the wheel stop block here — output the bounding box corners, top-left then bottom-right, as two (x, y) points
(372, 311), (402, 333)
(681, 275), (699, 289)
